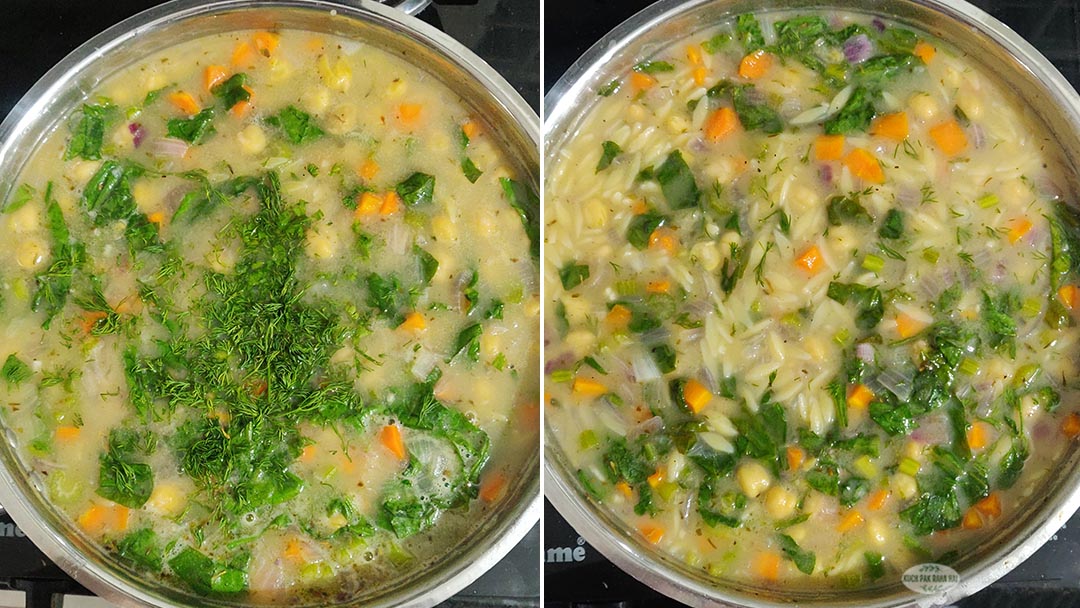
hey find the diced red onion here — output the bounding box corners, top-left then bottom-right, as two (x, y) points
(818, 164), (833, 184)
(875, 367), (913, 402)
(871, 18), (886, 32)
(411, 349), (441, 381)
(843, 34), (873, 64)
(598, 405), (629, 436)
(855, 342), (875, 364)
(128, 122), (146, 148)
(970, 123), (985, 149)
(689, 137), (709, 153)
(150, 137), (188, 159)
(545, 351), (575, 375)
(632, 415), (664, 438)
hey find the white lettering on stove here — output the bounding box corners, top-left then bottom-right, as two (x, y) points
(0, 521), (26, 538)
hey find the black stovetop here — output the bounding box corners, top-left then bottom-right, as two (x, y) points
(0, 2), (538, 607)
(544, 1), (1080, 607)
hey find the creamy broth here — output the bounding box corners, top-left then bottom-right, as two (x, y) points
(545, 11), (1080, 587)
(0, 29), (539, 602)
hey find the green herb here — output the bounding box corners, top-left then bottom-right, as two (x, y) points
(855, 54), (919, 89)
(461, 157), (483, 183)
(210, 73), (251, 109)
(701, 33), (732, 54)
(81, 160), (141, 224)
(650, 344), (678, 374)
(167, 108), (216, 144)
(827, 282), (884, 330)
(730, 84), (783, 134)
(97, 428), (155, 509)
(116, 528), (163, 571)
(168, 547), (247, 594)
(559, 262), (590, 290)
(366, 273), (416, 323)
(597, 79), (621, 97)
(451, 323), (483, 362)
(735, 14), (766, 51)
(697, 479), (745, 528)
(773, 16), (829, 66)
(415, 246), (439, 285)
(824, 86), (875, 135)
(74, 276), (123, 336)
(876, 27), (918, 54)
(633, 61), (675, 74)
(499, 177), (540, 259)
(4, 183), (35, 214)
(33, 184), (82, 329)
(65, 104), (112, 160)
(265, 105), (324, 144)
(654, 150), (701, 209)
(777, 534), (816, 575)
(596, 140), (622, 172)
(827, 193), (873, 225)
(865, 552), (886, 580)
(396, 172), (435, 207)
(879, 209), (905, 239)
(840, 476), (870, 507)
(1, 354), (31, 386)
(981, 290), (1018, 355)
(720, 242), (752, 295)
(627, 212), (668, 250)
(484, 299), (504, 321)
(174, 173), (260, 224)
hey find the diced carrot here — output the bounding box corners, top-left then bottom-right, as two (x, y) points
(895, 313), (926, 339)
(683, 379), (713, 414)
(147, 212), (165, 226)
(398, 103), (422, 126)
(870, 111), (909, 141)
(929, 120), (968, 157)
(962, 507), (983, 529)
(686, 44), (703, 66)
(167, 91), (200, 115)
(814, 134), (845, 161)
(1059, 285), (1080, 310)
(572, 377), (607, 398)
(867, 489), (889, 511)
(462, 120), (481, 140)
(913, 41), (937, 64)
(253, 31), (280, 56)
(299, 445), (316, 463)
(843, 147), (885, 183)
(630, 71), (656, 91)
(974, 493), (1002, 519)
(631, 199), (648, 215)
(232, 41), (256, 67)
(80, 311), (108, 334)
(518, 401), (540, 431)
(615, 481), (634, 498)
(704, 106), (739, 141)
(78, 505), (109, 534)
(479, 472), (508, 503)
(753, 552), (782, 581)
(305, 37), (325, 52)
(967, 421), (990, 451)
(646, 279), (671, 294)
(1007, 218), (1033, 244)
(692, 67), (708, 86)
(284, 538), (305, 560)
(380, 191), (401, 215)
(203, 65), (229, 92)
(847, 383), (875, 409)
(786, 446), (805, 472)
(359, 159), (380, 180)
(738, 50), (773, 79)
(55, 426), (81, 442)
(1062, 412), (1080, 438)
(837, 510), (865, 533)
(398, 312), (426, 332)
(607, 304), (632, 332)
(113, 505), (130, 533)
(379, 424), (407, 460)
(638, 523), (664, 544)
(795, 245), (824, 275)
(355, 191), (382, 217)
(647, 468), (664, 488)
(648, 227), (678, 254)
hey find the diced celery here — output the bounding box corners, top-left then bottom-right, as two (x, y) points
(615, 280), (640, 296)
(1013, 363), (1042, 390)
(656, 481), (679, 502)
(781, 312), (802, 327)
(579, 429), (599, 450)
(853, 455), (879, 479)
(11, 279), (27, 302)
(833, 328), (850, 345)
(1022, 297), (1044, 318)
(386, 542), (414, 567)
(550, 370), (573, 383)
(862, 254), (885, 273)
(898, 457), (920, 477)
(976, 193), (999, 208)
(958, 357), (980, 376)
(299, 562), (334, 582)
(47, 470), (84, 507)
(707, 562), (726, 577)
(922, 247), (940, 264)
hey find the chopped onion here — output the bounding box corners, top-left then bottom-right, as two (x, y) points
(411, 349), (441, 381)
(516, 258), (538, 293)
(639, 327), (670, 346)
(632, 415), (664, 437)
(699, 431), (735, 453)
(843, 35), (873, 63)
(128, 122), (146, 148)
(385, 221), (411, 256)
(598, 405), (628, 436)
(855, 342), (875, 364)
(150, 137), (188, 158)
(970, 123), (986, 149)
(631, 352), (661, 382)
(874, 367), (914, 402)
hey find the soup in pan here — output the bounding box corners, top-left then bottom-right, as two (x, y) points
(0, 28), (539, 601)
(545, 11), (1080, 587)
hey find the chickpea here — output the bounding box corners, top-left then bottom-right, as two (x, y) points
(237, 124), (267, 156)
(955, 91), (983, 121)
(908, 93), (940, 122)
(892, 473), (918, 500)
(736, 461), (771, 498)
(627, 104), (647, 123)
(325, 104), (357, 135)
(301, 86), (331, 115)
(306, 227), (340, 260)
(584, 199), (609, 229)
(763, 485), (797, 519)
(6, 203), (39, 234)
(16, 239), (45, 269)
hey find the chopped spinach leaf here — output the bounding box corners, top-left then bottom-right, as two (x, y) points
(596, 140), (622, 172)
(265, 105), (324, 144)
